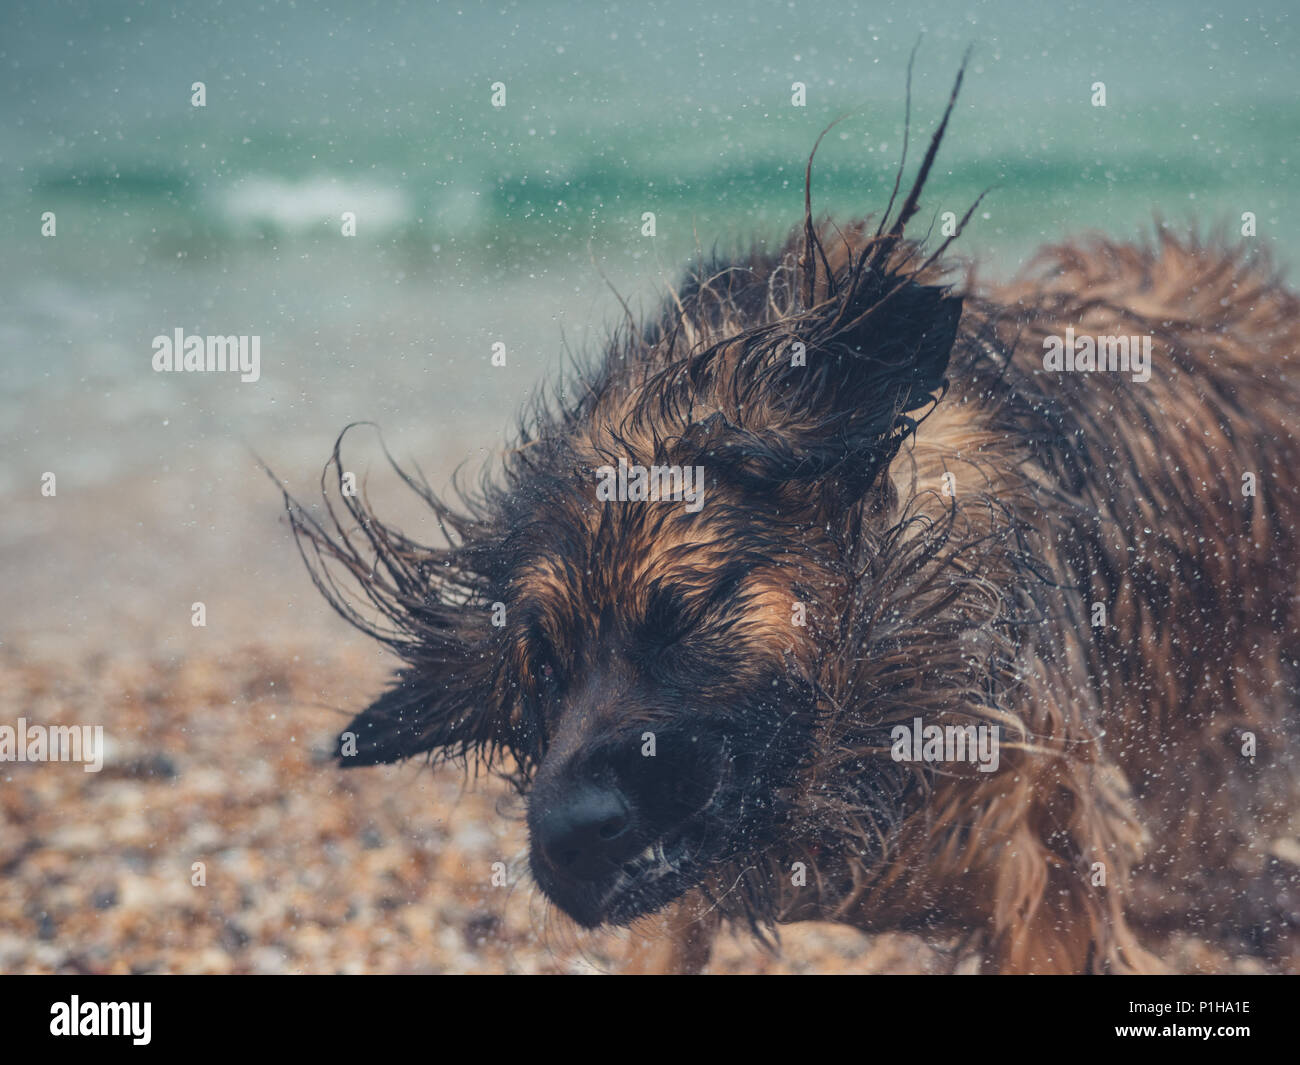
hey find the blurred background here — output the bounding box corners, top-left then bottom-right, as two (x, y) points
(1, 0), (1296, 973)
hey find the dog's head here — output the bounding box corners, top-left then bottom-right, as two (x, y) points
(288, 246), (960, 929)
(287, 69), (970, 930)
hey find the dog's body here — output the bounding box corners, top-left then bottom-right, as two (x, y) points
(630, 224), (1300, 973)
(288, 82), (1300, 973)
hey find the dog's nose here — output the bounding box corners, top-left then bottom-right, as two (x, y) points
(535, 784), (632, 880)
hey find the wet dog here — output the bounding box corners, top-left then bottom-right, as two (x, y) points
(285, 62), (1300, 973)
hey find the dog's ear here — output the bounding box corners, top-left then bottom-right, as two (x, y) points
(337, 653), (500, 767)
(698, 278), (961, 501)
(279, 427), (517, 770)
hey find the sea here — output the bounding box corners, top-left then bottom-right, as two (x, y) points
(1, 0), (1296, 651)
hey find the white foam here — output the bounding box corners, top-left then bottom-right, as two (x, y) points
(217, 174), (409, 235)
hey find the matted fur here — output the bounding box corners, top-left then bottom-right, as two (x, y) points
(281, 63), (1300, 973)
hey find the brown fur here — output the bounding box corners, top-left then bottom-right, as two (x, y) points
(611, 226), (1300, 973)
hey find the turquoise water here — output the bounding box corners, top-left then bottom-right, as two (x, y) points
(6, 2), (1298, 266)
(0, 0), (1296, 642)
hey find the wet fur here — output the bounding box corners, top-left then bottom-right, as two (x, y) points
(282, 65), (1300, 973)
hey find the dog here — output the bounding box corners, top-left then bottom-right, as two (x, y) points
(284, 61), (1300, 973)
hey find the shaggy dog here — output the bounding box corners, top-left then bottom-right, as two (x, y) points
(284, 61), (1300, 973)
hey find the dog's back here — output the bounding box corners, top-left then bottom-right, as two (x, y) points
(912, 230), (1300, 958)
(1002, 234), (1299, 935)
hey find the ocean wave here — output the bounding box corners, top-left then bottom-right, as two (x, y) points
(214, 174), (411, 236)
(206, 174), (501, 244)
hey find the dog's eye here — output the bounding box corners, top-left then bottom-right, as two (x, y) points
(534, 654), (563, 690)
(525, 624), (562, 690)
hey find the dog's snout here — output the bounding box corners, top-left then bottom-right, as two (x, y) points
(535, 784), (632, 879)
